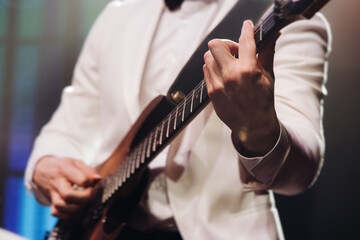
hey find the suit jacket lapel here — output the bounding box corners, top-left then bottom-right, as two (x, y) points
(122, 0), (164, 123)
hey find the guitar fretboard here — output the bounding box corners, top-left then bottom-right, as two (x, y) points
(98, 0), (323, 204)
(101, 80), (210, 203)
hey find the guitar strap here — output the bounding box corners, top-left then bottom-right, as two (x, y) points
(167, 0), (271, 105)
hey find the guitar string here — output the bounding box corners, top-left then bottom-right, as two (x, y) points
(102, 79), (208, 202)
(103, 9), (278, 202)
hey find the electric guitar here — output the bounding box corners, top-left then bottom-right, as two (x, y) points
(46, 0), (330, 239)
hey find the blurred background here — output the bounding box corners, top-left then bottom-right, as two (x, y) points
(0, 0), (359, 239)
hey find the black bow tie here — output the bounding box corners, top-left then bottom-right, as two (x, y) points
(165, 0), (184, 11)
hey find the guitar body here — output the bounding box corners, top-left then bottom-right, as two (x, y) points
(48, 169), (149, 240)
(80, 167), (150, 240)
(46, 96), (174, 240)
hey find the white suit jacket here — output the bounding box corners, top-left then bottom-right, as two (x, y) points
(25, 0), (331, 239)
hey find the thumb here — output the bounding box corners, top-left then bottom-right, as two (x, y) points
(72, 159), (102, 183)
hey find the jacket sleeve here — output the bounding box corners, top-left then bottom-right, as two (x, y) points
(236, 13), (332, 195)
(24, 3), (118, 205)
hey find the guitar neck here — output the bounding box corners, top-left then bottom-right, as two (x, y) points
(255, 0), (329, 52)
(101, 79), (210, 203)
(99, 0), (330, 205)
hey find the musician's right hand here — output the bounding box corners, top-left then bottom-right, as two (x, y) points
(33, 156), (101, 219)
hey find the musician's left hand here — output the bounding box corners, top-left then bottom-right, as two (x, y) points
(203, 20), (280, 156)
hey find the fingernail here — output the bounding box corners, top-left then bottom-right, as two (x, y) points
(247, 20), (254, 28)
(241, 20), (250, 35)
(242, 20), (254, 31)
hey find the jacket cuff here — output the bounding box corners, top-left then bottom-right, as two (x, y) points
(232, 122), (291, 185)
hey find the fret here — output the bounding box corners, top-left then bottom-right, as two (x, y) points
(167, 112), (176, 137)
(102, 179), (108, 201)
(111, 173), (116, 195)
(130, 148), (137, 174)
(138, 144), (143, 166)
(174, 105), (179, 130)
(181, 100), (186, 122)
(259, 19), (263, 41)
(183, 94), (193, 121)
(200, 80), (204, 103)
(117, 164), (124, 187)
(126, 160), (132, 178)
(105, 174), (111, 198)
(122, 159), (128, 182)
(135, 144), (142, 169)
(113, 176), (118, 195)
(175, 105), (183, 129)
(146, 132), (153, 158)
(102, 179), (107, 202)
(133, 147), (138, 172)
(117, 165), (123, 188)
(102, 192), (106, 203)
(116, 163), (122, 188)
(141, 138), (147, 164)
(125, 153), (133, 176)
(114, 169), (120, 193)
(106, 176), (113, 199)
(160, 120), (164, 145)
(114, 167), (121, 191)
(155, 126), (162, 149)
(125, 156), (132, 179)
(190, 89), (195, 113)
(152, 128), (158, 152)
(166, 115), (171, 138)
(121, 159), (128, 182)
(112, 173), (118, 194)
(106, 177), (112, 200)
(107, 177), (112, 200)
(193, 87), (201, 109)
(121, 158), (130, 178)
(112, 173), (117, 195)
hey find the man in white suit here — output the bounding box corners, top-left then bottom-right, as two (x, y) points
(25, 0), (331, 239)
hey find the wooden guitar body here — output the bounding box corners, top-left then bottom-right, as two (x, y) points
(46, 96), (174, 240)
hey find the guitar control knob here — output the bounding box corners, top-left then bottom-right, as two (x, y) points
(171, 90), (185, 103)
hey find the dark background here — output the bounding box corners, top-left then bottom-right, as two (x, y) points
(0, 0), (359, 239)
(276, 1), (360, 239)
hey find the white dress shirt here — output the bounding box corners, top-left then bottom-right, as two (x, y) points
(135, 0), (235, 230)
